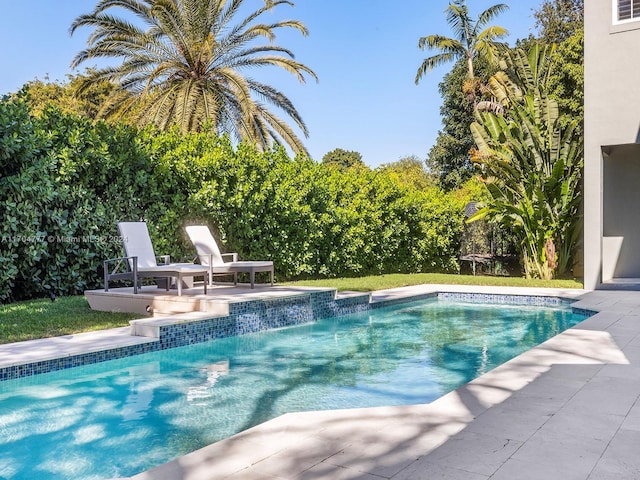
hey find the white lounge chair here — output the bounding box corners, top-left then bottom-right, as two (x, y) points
(104, 222), (210, 296)
(185, 225), (274, 289)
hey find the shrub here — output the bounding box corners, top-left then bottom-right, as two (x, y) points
(0, 97), (157, 301)
(0, 97), (478, 302)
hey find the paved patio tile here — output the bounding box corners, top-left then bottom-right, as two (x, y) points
(503, 374), (584, 405)
(622, 342), (640, 363)
(611, 314), (640, 329)
(132, 436), (268, 480)
(603, 316), (640, 347)
(538, 328), (629, 364)
(323, 443), (420, 478)
(500, 392), (569, 416)
(230, 415), (319, 448)
(413, 392), (477, 426)
(392, 459), (489, 480)
(421, 431), (522, 476)
(588, 429), (640, 480)
(597, 363), (640, 381)
(541, 408), (623, 443)
(427, 384), (493, 418)
(296, 463), (382, 480)
(463, 404), (551, 442)
(575, 312), (624, 330)
(606, 330), (639, 348)
(326, 420), (430, 478)
(0, 327), (155, 368)
(491, 457), (595, 480)
(222, 469), (281, 480)
(621, 398), (640, 432)
(247, 435), (349, 479)
(562, 375), (640, 416)
(540, 363), (604, 381)
(458, 360), (548, 409)
(315, 405), (469, 478)
(510, 430), (608, 479)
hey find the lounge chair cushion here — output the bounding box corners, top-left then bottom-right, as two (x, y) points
(185, 225), (226, 266)
(112, 222), (209, 295)
(185, 225), (274, 288)
(118, 221), (161, 269)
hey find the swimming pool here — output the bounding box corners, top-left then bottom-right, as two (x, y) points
(0, 297), (589, 479)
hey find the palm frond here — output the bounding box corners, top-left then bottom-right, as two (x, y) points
(415, 52), (459, 84)
(446, 2), (472, 45)
(70, 0), (316, 152)
(416, 0), (507, 83)
(475, 4), (509, 32)
(476, 26), (509, 43)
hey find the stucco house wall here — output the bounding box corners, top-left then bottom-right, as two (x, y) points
(584, 0), (640, 289)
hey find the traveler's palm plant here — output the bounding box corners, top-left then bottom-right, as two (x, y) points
(70, 0), (317, 154)
(470, 44), (583, 279)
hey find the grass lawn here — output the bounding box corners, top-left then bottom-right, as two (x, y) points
(0, 273), (583, 345)
(0, 296), (140, 345)
(283, 272), (583, 292)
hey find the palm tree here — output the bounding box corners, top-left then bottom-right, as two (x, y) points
(70, 0), (318, 155)
(469, 44), (583, 279)
(415, 0), (509, 86)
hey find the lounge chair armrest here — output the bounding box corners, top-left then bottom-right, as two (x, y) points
(104, 256), (138, 291)
(157, 255), (171, 265)
(221, 253), (238, 262)
(104, 256), (136, 272)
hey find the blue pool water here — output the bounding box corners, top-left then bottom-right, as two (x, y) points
(0, 298), (588, 479)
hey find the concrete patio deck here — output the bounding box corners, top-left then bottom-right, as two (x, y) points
(2, 285), (639, 479)
(85, 283), (335, 317)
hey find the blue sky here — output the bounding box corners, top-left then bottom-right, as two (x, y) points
(0, 1), (542, 167)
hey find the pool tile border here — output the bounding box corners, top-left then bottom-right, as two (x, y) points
(0, 290), (593, 382)
(0, 342), (158, 381)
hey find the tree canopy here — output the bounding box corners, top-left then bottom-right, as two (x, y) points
(534, 0), (584, 130)
(533, 0), (583, 44)
(69, 0), (318, 155)
(415, 0), (508, 93)
(321, 148), (366, 170)
(427, 57), (497, 189)
(20, 71), (118, 120)
(378, 156), (436, 191)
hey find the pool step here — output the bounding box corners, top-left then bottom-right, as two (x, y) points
(334, 290), (371, 300)
(130, 311), (221, 338)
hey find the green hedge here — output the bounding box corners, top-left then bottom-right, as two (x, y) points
(0, 97), (157, 301)
(148, 131), (473, 279)
(0, 95), (477, 302)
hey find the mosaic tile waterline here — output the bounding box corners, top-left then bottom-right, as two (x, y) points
(0, 291), (595, 381)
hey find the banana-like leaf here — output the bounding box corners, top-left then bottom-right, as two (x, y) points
(470, 42), (582, 279)
(466, 206), (490, 223)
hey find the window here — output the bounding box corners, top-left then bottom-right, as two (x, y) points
(616, 0), (640, 22)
